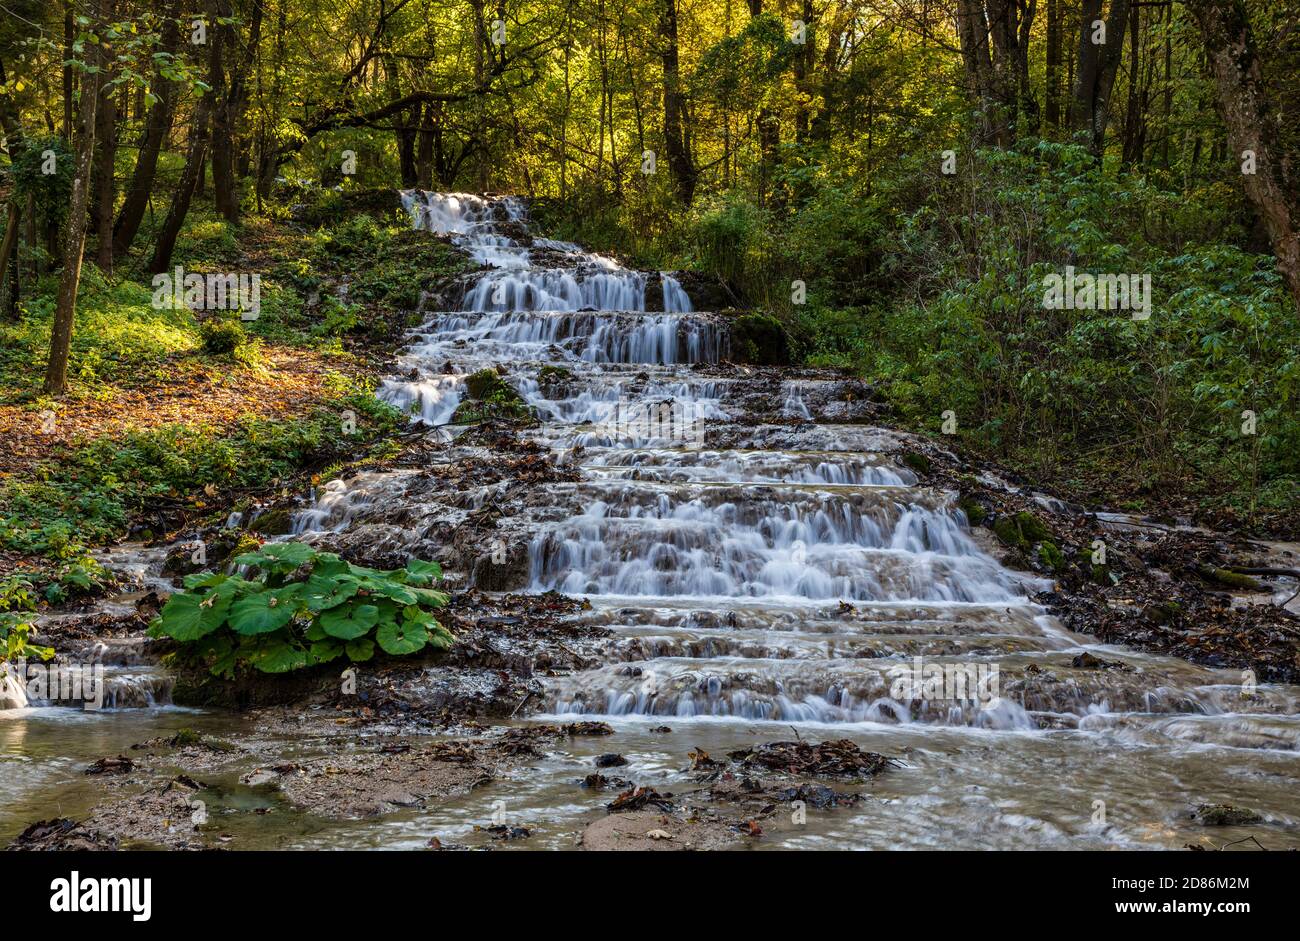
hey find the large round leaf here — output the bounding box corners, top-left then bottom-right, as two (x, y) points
(309, 639), (344, 664)
(302, 574), (359, 613)
(229, 592), (296, 635)
(376, 619), (429, 656)
(403, 559), (443, 586)
(251, 641), (310, 673)
(319, 602), (380, 640)
(345, 637), (375, 662)
(158, 590), (231, 641)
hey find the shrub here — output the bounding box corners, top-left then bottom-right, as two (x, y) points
(200, 319), (247, 354)
(0, 612), (53, 664)
(149, 541), (453, 677)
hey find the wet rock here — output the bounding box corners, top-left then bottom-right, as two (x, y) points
(726, 739), (895, 778)
(485, 825), (531, 841)
(607, 785), (675, 812)
(594, 753), (628, 768)
(251, 743), (495, 819)
(84, 755), (135, 776)
(580, 810), (740, 851)
(770, 783), (862, 809)
(582, 773), (631, 789)
(1192, 804), (1263, 827)
(1070, 652), (1129, 671)
(8, 818), (119, 851)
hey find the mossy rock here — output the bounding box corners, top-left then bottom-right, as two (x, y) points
(728, 312), (790, 366)
(1036, 540), (1065, 572)
(993, 511), (1052, 550)
(538, 364), (574, 384)
(455, 368), (533, 424)
(465, 367), (509, 399)
(957, 496), (987, 526)
(1015, 511), (1050, 543)
(1192, 804), (1262, 827)
(900, 452), (932, 476)
(251, 508), (295, 536)
(1195, 566), (1262, 591)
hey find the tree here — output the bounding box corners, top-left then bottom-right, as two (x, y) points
(44, 0), (109, 396)
(1185, 0), (1300, 310)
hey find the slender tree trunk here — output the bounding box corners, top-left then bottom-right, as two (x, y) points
(0, 57), (26, 315)
(62, 4), (75, 138)
(1185, 0), (1300, 309)
(149, 96), (213, 275)
(1072, 0), (1132, 154)
(660, 0), (695, 202)
(209, 0), (237, 222)
(0, 202), (21, 322)
(45, 2), (107, 396)
(1046, 0), (1062, 127)
(114, 9), (180, 259)
(92, 30), (119, 273)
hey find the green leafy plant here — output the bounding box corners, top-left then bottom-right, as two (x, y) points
(200, 318), (248, 354)
(42, 552), (109, 604)
(0, 612), (54, 664)
(149, 541), (452, 677)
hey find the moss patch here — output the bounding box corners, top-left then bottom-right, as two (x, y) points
(453, 368), (534, 424)
(728, 313), (790, 366)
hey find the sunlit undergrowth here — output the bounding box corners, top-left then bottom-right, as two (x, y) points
(0, 385), (402, 558)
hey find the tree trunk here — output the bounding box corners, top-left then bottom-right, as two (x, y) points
(660, 0), (695, 202)
(1186, 0), (1300, 310)
(1071, 0), (1131, 155)
(0, 202), (21, 322)
(45, 3), (107, 396)
(209, 0), (237, 222)
(1046, 0), (1062, 127)
(148, 96), (213, 275)
(92, 45), (118, 273)
(114, 8), (180, 259)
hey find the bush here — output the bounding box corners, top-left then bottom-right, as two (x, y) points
(200, 319), (247, 354)
(149, 541), (453, 677)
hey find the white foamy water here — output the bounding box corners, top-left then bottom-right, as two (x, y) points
(277, 193), (1300, 848)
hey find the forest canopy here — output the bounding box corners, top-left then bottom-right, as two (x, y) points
(0, 0), (1297, 539)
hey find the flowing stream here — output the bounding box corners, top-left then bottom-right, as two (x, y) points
(3, 192), (1298, 850)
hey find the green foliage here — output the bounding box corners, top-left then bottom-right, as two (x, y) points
(200, 319), (248, 354)
(40, 551), (109, 604)
(11, 135), (74, 226)
(0, 612), (53, 664)
(149, 542), (453, 677)
(0, 271), (198, 401)
(0, 388), (403, 557)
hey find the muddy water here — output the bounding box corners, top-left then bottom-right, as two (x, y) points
(4, 192), (1298, 850)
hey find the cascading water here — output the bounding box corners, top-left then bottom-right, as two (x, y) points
(358, 196), (1300, 750)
